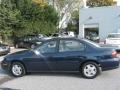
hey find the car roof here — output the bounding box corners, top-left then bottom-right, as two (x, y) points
(44, 37), (80, 41)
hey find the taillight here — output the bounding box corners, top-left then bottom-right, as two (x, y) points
(112, 51), (117, 58)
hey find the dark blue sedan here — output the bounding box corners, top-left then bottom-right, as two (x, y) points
(1, 37), (120, 79)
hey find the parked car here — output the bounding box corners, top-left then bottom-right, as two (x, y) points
(14, 36), (46, 49)
(100, 44), (120, 53)
(106, 33), (120, 45)
(1, 37), (119, 79)
(0, 43), (10, 56)
(50, 32), (75, 38)
(105, 33), (120, 53)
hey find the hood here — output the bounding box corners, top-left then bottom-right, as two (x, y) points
(10, 50), (31, 55)
(5, 50), (35, 60)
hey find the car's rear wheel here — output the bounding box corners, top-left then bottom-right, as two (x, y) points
(11, 62), (26, 77)
(81, 62), (100, 79)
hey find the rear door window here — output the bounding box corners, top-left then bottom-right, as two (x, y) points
(59, 40), (85, 52)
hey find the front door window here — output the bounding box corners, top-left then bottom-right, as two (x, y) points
(38, 41), (57, 54)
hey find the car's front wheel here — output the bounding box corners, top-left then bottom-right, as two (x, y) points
(11, 62), (26, 77)
(81, 62), (100, 79)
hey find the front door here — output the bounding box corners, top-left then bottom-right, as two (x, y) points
(26, 40), (58, 72)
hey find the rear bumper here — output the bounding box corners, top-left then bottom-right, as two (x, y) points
(100, 58), (120, 71)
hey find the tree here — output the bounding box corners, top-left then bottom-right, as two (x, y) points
(87, 0), (116, 7)
(0, 0), (59, 43)
(0, 4), (22, 42)
(67, 10), (79, 34)
(11, 0), (59, 37)
(54, 0), (81, 29)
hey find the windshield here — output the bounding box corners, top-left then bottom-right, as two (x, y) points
(107, 34), (120, 38)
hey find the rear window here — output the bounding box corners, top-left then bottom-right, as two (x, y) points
(83, 39), (100, 48)
(107, 34), (120, 38)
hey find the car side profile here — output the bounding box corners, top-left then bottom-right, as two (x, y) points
(1, 37), (120, 79)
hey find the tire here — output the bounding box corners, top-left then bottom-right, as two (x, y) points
(81, 62), (100, 79)
(10, 62), (26, 77)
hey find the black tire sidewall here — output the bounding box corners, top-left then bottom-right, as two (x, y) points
(11, 62), (26, 77)
(81, 62), (100, 79)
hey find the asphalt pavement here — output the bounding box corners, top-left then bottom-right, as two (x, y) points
(0, 49), (120, 90)
(1, 68), (120, 90)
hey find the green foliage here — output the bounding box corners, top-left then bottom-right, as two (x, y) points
(67, 22), (77, 32)
(67, 10), (79, 33)
(57, 0), (66, 9)
(87, 0), (116, 7)
(17, 3), (58, 37)
(71, 10), (79, 20)
(0, 5), (22, 41)
(0, 0), (59, 41)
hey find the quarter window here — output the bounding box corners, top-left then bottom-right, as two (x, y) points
(59, 40), (85, 52)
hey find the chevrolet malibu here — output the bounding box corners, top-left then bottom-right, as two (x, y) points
(1, 38), (120, 79)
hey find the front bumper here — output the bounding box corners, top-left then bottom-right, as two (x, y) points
(1, 60), (11, 72)
(100, 58), (120, 71)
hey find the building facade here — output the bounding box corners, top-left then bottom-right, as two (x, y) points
(79, 6), (120, 42)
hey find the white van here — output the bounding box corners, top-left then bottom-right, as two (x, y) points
(106, 33), (120, 46)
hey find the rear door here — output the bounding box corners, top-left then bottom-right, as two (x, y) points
(55, 39), (86, 71)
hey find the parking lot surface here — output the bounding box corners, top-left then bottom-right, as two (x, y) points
(0, 68), (120, 90)
(0, 48), (120, 90)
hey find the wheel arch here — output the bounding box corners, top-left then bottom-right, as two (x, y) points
(11, 60), (27, 72)
(80, 60), (101, 70)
